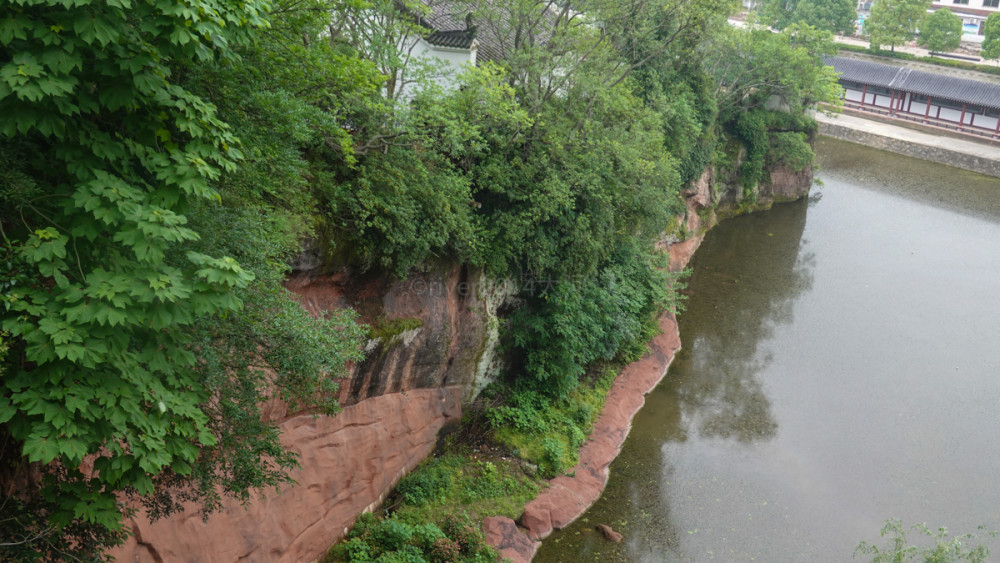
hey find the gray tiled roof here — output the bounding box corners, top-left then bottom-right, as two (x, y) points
(826, 56), (1000, 110)
(423, 28), (476, 50)
(418, 0), (557, 64)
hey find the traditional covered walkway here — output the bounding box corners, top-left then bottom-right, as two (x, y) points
(825, 55), (1000, 139)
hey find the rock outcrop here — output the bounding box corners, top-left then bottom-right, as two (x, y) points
(287, 264), (515, 406)
(109, 388), (461, 563)
(763, 163), (814, 203)
(108, 263), (517, 562)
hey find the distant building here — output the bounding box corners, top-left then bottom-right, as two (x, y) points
(402, 0), (559, 93)
(928, 0), (998, 40)
(826, 55), (1000, 137)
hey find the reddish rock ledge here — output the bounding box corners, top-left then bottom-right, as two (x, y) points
(482, 171), (711, 563)
(109, 388), (461, 563)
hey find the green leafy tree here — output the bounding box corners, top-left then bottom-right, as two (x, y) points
(866, 0), (931, 51)
(918, 9), (963, 52)
(757, 0), (804, 30)
(757, 0), (858, 34)
(982, 12), (1000, 60)
(706, 24), (843, 120)
(0, 0), (364, 558)
(855, 519), (995, 562)
(793, 0), (859, 34)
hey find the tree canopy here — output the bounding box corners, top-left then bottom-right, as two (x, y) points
(757, 0), (859, 35)
(1, 0), (365, 558)
(866, 0), (931, 51)
(983, 12), (1000, 60)
(918, 9), (963, 53)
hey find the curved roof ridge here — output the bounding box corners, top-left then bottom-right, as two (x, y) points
(826, 55), (1000, 109)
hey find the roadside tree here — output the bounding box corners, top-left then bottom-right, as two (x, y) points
(983, 12), (1000, 59)
(866, 0), (931, 51)
(757, 0), (857, 34)
(918, 9), (963, 52)
(794, 0), (859, 34)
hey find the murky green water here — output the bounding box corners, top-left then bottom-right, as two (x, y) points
(535, 137), (1000, 562)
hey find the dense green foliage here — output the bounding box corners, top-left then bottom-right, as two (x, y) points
(866, 0), (931, 51)
(757, 0), (858, 34)
(328, 512), (502, 563)
(855, 520), (995, 562)
(327, 453), (536, 561)
(487, 366), (618, 477)
(0, 0), (365, 558)
(918, 10), (963, 53)
(393, 454), (538, 520)
(1, 0), (842, 557)
(983, 13), (1000, 60)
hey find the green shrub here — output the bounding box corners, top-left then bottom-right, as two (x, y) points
(329, 512), (499, 563)
(429, 538), (461, 563)
(542, 438), (568, 475)
(441, 514), (485, 556)
(396, 458), (459, 506)
(374, 520), (414, 552)
(767, 131), (815, 172)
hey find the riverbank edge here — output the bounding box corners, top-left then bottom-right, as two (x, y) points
(814, 112), (1000, 179)
(480, 237), (701, 563)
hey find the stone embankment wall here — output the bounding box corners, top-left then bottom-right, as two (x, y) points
(817, 117), (1000, 178)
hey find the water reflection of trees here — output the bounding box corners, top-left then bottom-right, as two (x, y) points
(676, 198), (813, 443)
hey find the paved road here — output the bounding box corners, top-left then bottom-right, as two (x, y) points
(813, 110), (1000, 160)
(834, 35), (1000, 69)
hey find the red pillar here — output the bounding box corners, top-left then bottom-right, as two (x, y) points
(924, 96), (933, 121)
(889, 91), (897, 114)
(959, 103), (967, 128)
(860, 84), (868, 106)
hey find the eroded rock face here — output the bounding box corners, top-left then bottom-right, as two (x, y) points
(108, 264), (515, 562)
(109, 388), (461, 563)
(483, 516), (540, 563)
(286, 265), (515, 406)
(763, 163), (813, 203)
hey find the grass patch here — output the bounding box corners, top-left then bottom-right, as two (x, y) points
(392, 453), (539, 524)
(325, 451), (538, 562)
(325, 511), (502, 563)
(486, 366), (618, 478)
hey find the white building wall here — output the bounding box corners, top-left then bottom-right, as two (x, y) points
(843, 85), (1000, 132)
(401, 37), (476, 97)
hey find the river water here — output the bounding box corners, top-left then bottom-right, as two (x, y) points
(535, 137), (1000, 562)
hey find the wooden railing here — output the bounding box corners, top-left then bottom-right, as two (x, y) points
(842, 100), (1000, 140)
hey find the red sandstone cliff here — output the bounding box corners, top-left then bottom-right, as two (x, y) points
(109, 265), (515, 562)
(108, 162), (813, 563)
